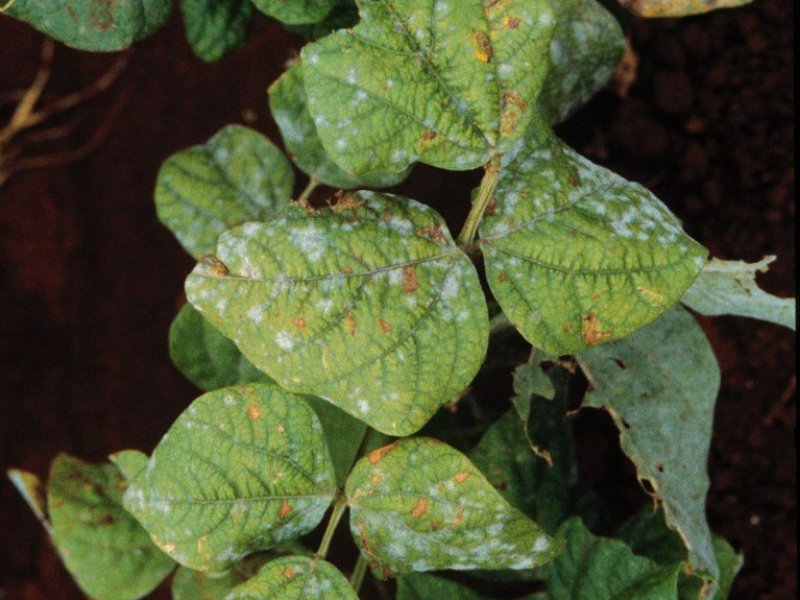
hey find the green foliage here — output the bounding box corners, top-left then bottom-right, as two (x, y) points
(185, 192), (488, 436)
(123, 384), (337, 571)
(345, 438), (560, 577)
(47, 455), (174, 600)
(8, 1), (789, 598)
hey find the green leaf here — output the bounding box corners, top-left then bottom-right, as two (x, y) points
(171, 554), (269, 600)
(169, 303), (270, 391)
(47, 454), (174, 600)
(109, 450), (150, 481)
(286, 0), (360, 39)
(470, 379), (575, 533)
(269, 61), (409, 189)
(251, 0), (337, 25)
(710, 536), (743, 600)
(549, 517), (680, 600)
(578, 307), (721, 583)
(539, 0), (625, 124)
(226, 556), (358, 599)
(512, 348), (555, 407)
(345, 437), (561, 578)
(682, 256), (796, 331)
(169, 305), (364, 486)
(155, 124), (294, 259)
(397, 573), (487, 600)
(123, 383), (336, 571)
(480, 131), (707, 355)
(301, 0), (557, 175)
(4, 0), (172, 51)
(180, 0), (252, 62)
(185, 191), (489, 436)
(618, 0), (752, 17)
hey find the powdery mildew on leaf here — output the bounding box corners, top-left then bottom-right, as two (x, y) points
(47, 455), (174, 600)
(682, 256), (796, 331)
(345, 437), (560, 578)
(550, 518), (681, 600)
(251, 0), (338, 25)
(4, 0), (172, 51)
(301, 0), (557, 175)
(539, 0), (625, 124)
(269, 61), (409, 189)
(579, 307), (721, 587)
(123, 384), (336, 572)
(180, 0), (252, 62)
(481, 131), (707, 355)
(155, 124), (294, 259)
(185, 191), (488, 436)
(226, 556), (358, 599)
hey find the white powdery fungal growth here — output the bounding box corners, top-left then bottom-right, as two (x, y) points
(288, 224), (328, 262)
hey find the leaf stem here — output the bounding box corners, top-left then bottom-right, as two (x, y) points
(457, 157), (501, 249)
(349, 553), (369, 593)
(297, 177), (320, 204)
(315, 494), (347, 560)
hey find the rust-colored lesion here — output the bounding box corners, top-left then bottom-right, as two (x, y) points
(367, 441), (400, 464)
(582, 314), (613, 345)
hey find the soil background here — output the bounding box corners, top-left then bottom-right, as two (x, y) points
(0, 1), (794, 599)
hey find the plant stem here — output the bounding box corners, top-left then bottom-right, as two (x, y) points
(298, 177), (320, 204)
(315, 494), (347, 560)
(457, 157), (501, 248)
(349, 554), (369, 593)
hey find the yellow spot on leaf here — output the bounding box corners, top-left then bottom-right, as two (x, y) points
(248, 404), (261, 420)
(637, 286), (665, 304)
(454, 471), (471, 483)
(368, 441), (400, 464)
(471, 30), (493, 62)
(345, 311), (357, 336)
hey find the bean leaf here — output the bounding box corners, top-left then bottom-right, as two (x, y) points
(155, 124), (294, 258)
(251, 0), (337, 25)
(269, 61), (409, 189)
(185, 191), (488, 436)
(226, 556), (358, 599)
(47, 455), (174, 600)
(123, 384), (336, 571)
(682, 256), (796, 331)
(481, 131), (707, 355)
(345, 438), (560, 578)
(3, 0), (172, 51)
(301, 0), (557, 175)
(397, 573), (487, 600)
(180, 0), (252, 62)
(578, 307), (721, 585)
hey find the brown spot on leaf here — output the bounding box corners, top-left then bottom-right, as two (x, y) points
(331, 192), (364, 213)
(498, 271), (509, 283)
(418, 224), (447, 245)
(452, 508), (465, 527)
(344, 311), (357, 336)
(198, 256), (229, 277)
(504, 15), (521, 28)
(279, 499), (293, 519)
(378, 318), (393, 333)
(410, 496), (428, 519)
(500, 91), (528, 137)
(454, 471), (472, 483)
(368, 441), (400, 464)
(248, 404), (261, 420)
(471, 30), (493, 62)
(342, 266), (353, 275)
(562, 322), (572, 333)
(402, 265), (420, 293)
(292, 317), (306, 329)
(582, 314), (613, 345)
(282, 567), (296, 578)
(421, 130), (438, 145)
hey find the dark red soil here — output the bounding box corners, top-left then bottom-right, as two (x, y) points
(0, 1), (794, 599)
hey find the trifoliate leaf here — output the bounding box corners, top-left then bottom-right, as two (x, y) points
(578, 307), (721, 584)
(269, 62), (409, 189)
(155, 125), (294, 258)
(109, 450), (149, 482)
(345, 438), (561, 578)
(185, 191), (488, 436)
(471, 376), (575, 534)
(550, 517), (680, 600)
(171, 554), (269, 600)
(251, 0), (337, 25)
(226, 556), (358, 599)
(3, 0), (172, 51)
(301, 0), (557, 175)
(481, 131), (707, 355)
(539, 0), (625, 124)
(47, 455), (174, 600)
(180, 0), (252, 62)
(397, 573), (487, 600)
(124, 384), (336, 571)
(682, 256), (796, 331)
(169, 303), (270, 391)
(618, 0), (752, 18)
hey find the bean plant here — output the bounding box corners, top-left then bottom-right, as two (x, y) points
(4, 1), (794, 599)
